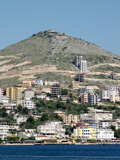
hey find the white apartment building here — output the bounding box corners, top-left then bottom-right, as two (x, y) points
(79, 60), (87, 72)
(99, 90), (110, 101)
(17, 99), (36, 110)
(23, 100), (36, 110)
(0, 88), (4, 96)
(35, 80), (43, 85)
(0, 125), (9, 140)
(80, 109), (113, 124)
(75, 56), (87, 72)
(0, 125), (19, 140)
(14, 114), (27, 124)
(0, 95), (9, 103)
(37, 121), (65, 138)
(23, 89), (34, 100)
(100, 86), (120, 102)
(99, 120), (116, 129)
(96, 128), (114, 141)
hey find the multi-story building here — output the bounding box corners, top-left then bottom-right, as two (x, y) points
(75, 74), (84, 83)
(72, 124), (96, 141)
(71, 81), (80, 89)
(80, 93), (88, 103)
(17, 99), (36, 110)
(99, 120), (116, 129)
(0, 95), (9, 103)
(99, 90), (110, 101)
(96, 128), (114, 141)
(22, 80), (34, 88)
(23, 88), (34, 100)
(75, 56), (87, 72)
(35, 80), (43, 86)
(51, 84), (61, 98)
(88, 94), (98, 105)
(75, 56), (83, 67)
(0, 88), (4, 96)
(100, 86), (120, 102)
(6, 87), (26, 101)
(0, 125), (9, 140)
(0, 125), (18, 140)
(78, 87), (95, 96)
(14, 114), (27, 124)
(63, 114), (80, 124)
(37, 121), (65, 138)
(80, 108), (113, 125)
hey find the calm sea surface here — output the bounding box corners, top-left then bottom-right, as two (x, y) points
(0, 144), (120, 160)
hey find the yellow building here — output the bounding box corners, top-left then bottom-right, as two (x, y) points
(6, 87), (26, 101)
(71, 81), (80, 89)
(71, 125), (96, 140)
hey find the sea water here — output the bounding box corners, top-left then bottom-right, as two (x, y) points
(0, 144), (119, 160)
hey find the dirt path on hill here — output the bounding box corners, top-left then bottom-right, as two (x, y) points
(89, 63), (120, 69)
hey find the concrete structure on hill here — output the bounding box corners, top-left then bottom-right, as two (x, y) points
(110, 72), (118, 80)
(71, 81), (80, 89)
(75, 73), (84, 82)
(88, 94), (98, 105)
(75, 56), (87, 72)
(80, 93), (88, 103)
(51, 84), (61, 98)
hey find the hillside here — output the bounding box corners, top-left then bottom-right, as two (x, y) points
(0, 29), (120, 87)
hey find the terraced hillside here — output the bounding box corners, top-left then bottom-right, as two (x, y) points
(0, 29), (120, 87)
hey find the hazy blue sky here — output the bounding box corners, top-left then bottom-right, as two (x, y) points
(1, 0), (120, 55)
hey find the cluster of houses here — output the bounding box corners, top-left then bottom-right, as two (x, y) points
(0, 56), (120, 143)
(0, 106), (119, 143)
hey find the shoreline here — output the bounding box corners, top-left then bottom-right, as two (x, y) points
(1, 142), (120, 145)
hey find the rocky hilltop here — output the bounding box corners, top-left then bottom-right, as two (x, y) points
(0, 29), (120, 87)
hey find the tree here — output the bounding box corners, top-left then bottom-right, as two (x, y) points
(40, 113), (48, 121)
(0, 138), (3, 144)
(61, 89), (68, 95)
(23, 107), (28, 115)
(18, 104), (22, 112)
(25, 116), (35, 129)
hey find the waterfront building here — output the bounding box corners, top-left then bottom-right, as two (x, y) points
(96, 128), (114, 141)
(37, 121), (65, 138)
(71, 124), (96, 140)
